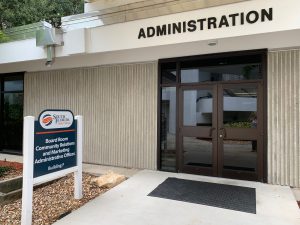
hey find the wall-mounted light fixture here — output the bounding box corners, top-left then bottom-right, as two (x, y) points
(208, 40), (218, 46)
(36, 25), (63, 67)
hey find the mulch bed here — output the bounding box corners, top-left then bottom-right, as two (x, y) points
(0, 173), (109, 225)
(0, 161), (23, 170)
(0, 160), (23, 181)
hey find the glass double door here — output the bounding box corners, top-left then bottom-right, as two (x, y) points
(179, 82), (263, 181)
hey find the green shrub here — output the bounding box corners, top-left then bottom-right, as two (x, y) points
(0, 166), (12, 177)
(224, 122), (252, 128)
(0, 31), (9, 43)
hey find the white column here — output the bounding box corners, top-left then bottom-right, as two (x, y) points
(74, 115), (83, 199)
(21, 116), (35, 225)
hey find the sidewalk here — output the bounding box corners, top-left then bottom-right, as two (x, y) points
(53, 170), (300, 225)
(1, 152), (299, 212)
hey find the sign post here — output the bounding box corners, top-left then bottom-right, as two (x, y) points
(74, 115), (83, 199)
(21, 116), (34, 225)
(21, 110), (83, 225)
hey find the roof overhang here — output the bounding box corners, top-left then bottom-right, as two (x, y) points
(0, 0), (299, 73)
(84, 0), (251, 13)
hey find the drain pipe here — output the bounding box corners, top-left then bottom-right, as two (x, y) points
(45, 45), (55, 67)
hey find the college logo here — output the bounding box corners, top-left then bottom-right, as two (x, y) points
(39, 110), (74, 130)
(42, 114), (53, 126)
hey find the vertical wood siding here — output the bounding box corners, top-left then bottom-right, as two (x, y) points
(24, 62), (158, 170)
(268, 49), (300, 187)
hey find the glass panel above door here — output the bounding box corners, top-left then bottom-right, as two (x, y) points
(161, 62), (177, 84)
(181, 63), (262, 83)
(183, 89), (213, 126)
(223, 87), (257, 128)
(4, 79), (23, 92)
(180, 55), (263, 83)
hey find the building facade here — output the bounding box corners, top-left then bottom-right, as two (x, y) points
(0, 0), (300, 187)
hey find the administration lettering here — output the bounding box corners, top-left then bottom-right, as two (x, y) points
(138, 8), (273, 39)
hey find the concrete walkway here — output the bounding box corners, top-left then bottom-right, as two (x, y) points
(53, 170), (300, 225)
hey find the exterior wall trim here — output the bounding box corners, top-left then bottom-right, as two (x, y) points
(268, 48), (300, 187)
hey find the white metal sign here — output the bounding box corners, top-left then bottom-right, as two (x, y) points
(21, 110), (83, 225)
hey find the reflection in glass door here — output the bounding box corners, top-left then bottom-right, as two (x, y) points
(219, 84), (262, 180)
(180, 86), (218, 176)
(160, 87), (177, 172)
(222, 86), (258, 172)
(0, 75), (24, 154)
(179, 83), (262, 180)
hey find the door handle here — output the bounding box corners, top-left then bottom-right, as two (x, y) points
(209, 128), (216, 137)
(219, 128), (227, 138)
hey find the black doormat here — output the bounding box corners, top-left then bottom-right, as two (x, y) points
(148, 177), (256, 214)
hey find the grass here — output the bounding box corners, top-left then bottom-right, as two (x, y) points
(0, 166), (12, 177)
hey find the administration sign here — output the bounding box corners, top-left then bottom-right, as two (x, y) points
(34, 110), (77, 178)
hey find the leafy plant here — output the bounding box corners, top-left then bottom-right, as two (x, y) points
(0, 30), (9, 43)
(224, 122), (252, 128)
(242, 65), (258, 79)
(0, 166), (12, 177)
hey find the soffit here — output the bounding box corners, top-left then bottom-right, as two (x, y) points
(63, 0), (252, 28)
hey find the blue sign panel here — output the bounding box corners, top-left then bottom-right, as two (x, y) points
(34, 110), (77, 178)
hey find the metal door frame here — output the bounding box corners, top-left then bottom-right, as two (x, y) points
(157, 49), (267, 182)
(178, 84), (218, 176)
(178, 81), (263, 181)
(216, 82), (263, 181)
